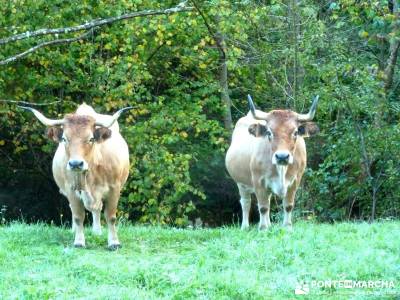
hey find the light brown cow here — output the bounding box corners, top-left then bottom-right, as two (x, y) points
(20, 103), (131, 249)
(225, 95), (319, 230)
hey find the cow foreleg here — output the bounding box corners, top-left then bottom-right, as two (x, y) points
(283, 183), (297, 229)
(105, 188), (121, 250)
(69, 196), (86, 247)
(255, 188), (271, 230)
(238, 184), (252, 229)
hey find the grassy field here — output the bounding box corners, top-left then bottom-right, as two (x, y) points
(0, 221), (399, 299)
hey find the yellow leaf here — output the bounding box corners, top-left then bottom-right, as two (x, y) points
(359, 31), (369, 38)
(0, 140), (5, 146)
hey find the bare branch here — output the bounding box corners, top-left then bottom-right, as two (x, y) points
(0, 30), (93, 66)
(0, 99), (63, 106)
(0, 2), (192, 45)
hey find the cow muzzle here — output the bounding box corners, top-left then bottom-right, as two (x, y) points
(67, 159), (88, 172)
(273, 151), (293, 166)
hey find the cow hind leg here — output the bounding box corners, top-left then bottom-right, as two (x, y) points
(69, 196), (86, 247)
(92, 210), (102, 235)
(238, 184), (252, 230)
(105, 189), (121, 250)
(71, 214), (76, 233)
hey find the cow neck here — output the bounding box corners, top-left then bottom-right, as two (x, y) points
(71, 171), (89, 192)
(69, 154), (98, 192)
(276, 164), (288, 185)
(273, 165), (289, 197)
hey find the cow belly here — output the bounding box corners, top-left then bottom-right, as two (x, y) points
(75, 188), (107, 212)
(225, 151), (253, 187)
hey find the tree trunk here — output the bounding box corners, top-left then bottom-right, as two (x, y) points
(216, 32), (233, 132)
(344, 99), (378, 222)
(287, 0), (300, 109)
(190, 2), (233, 132)
(384, 0), (400, 92)
(375, 0), (400, 125)
(371, 186), (377, 222)
(292, 0), (299, 109)
(384, 39), (400, 92)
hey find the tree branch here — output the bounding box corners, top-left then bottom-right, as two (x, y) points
(0, 99), (64, 106)
(189, 0), (225, 59)
(189, 0), (232, 131)
(0, 1), (192, 45)
(0, 30), (93, 65)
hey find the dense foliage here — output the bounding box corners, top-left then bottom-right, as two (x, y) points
(0, 0), (399, 225)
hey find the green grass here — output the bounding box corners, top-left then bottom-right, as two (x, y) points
(0, 221), (399, 299)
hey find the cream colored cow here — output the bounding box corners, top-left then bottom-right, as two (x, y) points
(226, 95), (319, 230)
(21, 104), (131, 249)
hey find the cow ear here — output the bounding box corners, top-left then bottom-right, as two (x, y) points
(94, 127), (112, 142)
(298, 122), (319, 138)
(248, 124), (268, 137)
(47, 126), (63, 142)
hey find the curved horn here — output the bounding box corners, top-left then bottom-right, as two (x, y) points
(18, 106), (64, 126)
(297, 95), (320, 121)
(247, 94), (269, 120)
(95, 106), (133, 128)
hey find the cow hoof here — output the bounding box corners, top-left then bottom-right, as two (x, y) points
(259, 224), (270, 231)
(108, 244), (122, 251)
(283, 224), (293, 232)
(92, 228), (102, 235)
(241, 224), (250, 230)
(74, 243), (85, 248)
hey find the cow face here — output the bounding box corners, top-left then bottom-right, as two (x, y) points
(246, 94), (320, 166)
(248, 111), (319, 166)
(47, 114), (112, 172)
(20, 105), (132, 172)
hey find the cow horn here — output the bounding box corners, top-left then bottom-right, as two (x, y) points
(297, 95), (319, 121)
(247, 94), (269, 120)
(95, 106), (133, 128)
(18, 106), (65, 126)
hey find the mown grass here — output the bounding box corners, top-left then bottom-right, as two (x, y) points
(0, 221), (399, 299)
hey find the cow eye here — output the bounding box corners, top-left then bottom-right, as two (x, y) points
(293, 130), (298, 138)
(88, 137), (95, 144)
(61, 137), (67, 143)
(265, 128), (273, 140)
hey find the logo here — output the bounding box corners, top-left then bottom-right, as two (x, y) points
(295, 281), (310, 295)
(294, 279), (396, 295)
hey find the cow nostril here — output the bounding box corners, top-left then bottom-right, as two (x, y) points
(275, 153), (290, 161)
(68, 160), (84, 169)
